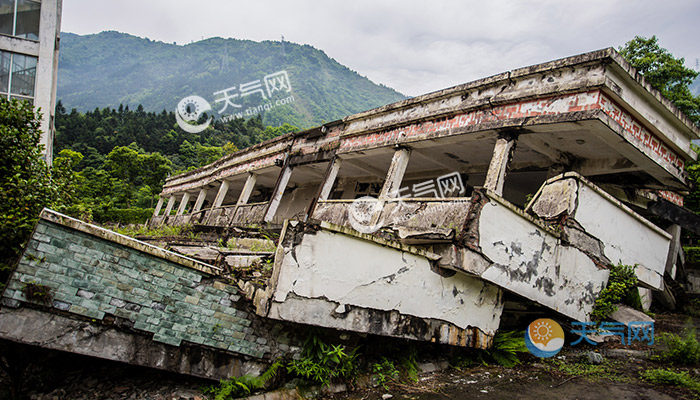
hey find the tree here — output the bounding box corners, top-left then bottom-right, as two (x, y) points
(0, 99), (73, 287)
(620, 36), (700, 250)
(619, 36), (700, 124)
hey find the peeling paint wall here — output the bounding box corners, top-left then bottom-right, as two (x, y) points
(529, 174), (671, 289)
(476, 197), (609, 322)
(258, 222), (503, 348)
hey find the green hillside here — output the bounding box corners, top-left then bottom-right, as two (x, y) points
(57, 31), (405, 128)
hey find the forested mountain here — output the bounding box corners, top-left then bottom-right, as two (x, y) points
(57, 31), (405, 128)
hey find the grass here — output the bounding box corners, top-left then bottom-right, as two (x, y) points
(544, 357), (631, 383)
(114, 224), (189, 238)
(641, 368), (700, 395)
(654, 322), (700, 365)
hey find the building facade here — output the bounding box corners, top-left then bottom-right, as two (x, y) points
(0, 0), (62, 163)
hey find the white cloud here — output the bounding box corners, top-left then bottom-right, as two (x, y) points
(62, 0), (700, 96)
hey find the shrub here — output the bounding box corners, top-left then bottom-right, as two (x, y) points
(641, 368), (700, 393)
(591, 264), (640, 321)
(486, 330), (528, 367)
(21, 281), (52, 304)
(656, 324), (700, 365)
(93, 207), (155, 224)
(286, 335), (359, 386)
(371, 358), (399, 389)
(202, 360), (283, 399)
(0, 99), (74, 288)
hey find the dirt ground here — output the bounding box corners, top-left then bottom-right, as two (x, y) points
(332, 362), (681, 400)
(2, 312), (698, 399)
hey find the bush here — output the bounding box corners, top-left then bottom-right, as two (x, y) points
(286, 335), (359, 386)
(93, 207), (155, 224)
(371, 358), (399, 389)
(450, 330), (528, 369)
(487, 330), (528, 367)
(202, 360), (283, 399)
(656, 324), (700, 365)
(641, 368), (700, 393)
(591, 264), (640, 321)
(685, 246), (700, 265)
(0, 99), (74, 288)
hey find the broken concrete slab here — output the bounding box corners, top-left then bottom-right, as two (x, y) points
(528, 173), (672, 290)
(256, 221), (503, 348)
(610, 304), (654, 325)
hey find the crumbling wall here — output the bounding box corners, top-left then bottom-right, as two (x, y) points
(255, 221), (503, 349)
(0, 210), (302, 379)
(528, 173), (672, 289)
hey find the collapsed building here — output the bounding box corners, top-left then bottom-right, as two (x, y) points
(2, 48), (699, 379)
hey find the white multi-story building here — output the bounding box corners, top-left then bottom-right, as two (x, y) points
(0, 0), (62, 163)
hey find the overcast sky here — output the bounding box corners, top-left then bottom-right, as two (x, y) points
(62, 0), (700, 96)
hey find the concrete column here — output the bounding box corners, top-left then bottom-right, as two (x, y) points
(35, 0), (62, 164)
(484, 134), (517, 196)
(192, 189), (208, 213)
(153, 197), (164, 217)
(264, 166), (293, 222)
(379, 148), (411, 199)
(236, 173), (258, 205)
(212, 180), (230, 208)
(176, 192), (191, 215)
(163, 196), (176, 216)
(318, 158), (343, 201)
(664, 224), (683, 279)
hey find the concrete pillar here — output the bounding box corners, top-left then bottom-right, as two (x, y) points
(176, 192), (191, 215)
(153, 197), (164, 217)
(484, 134), (517, 196)
(212, 180), (230, 208)
(318, 158), (342, 201)
(35, 0), (62, 164)
(163, 196), (176, 216)
(379, 148), (411, 199)
(236, 173), (258, 206)
(192, 189), (208, 213)
(264, 166), (293, 222)
(664, 224), (683, 279)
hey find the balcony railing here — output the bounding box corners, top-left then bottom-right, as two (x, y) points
(311, 197), (472, 242)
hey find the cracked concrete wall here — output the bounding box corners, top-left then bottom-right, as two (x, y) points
(475, 197), (609, 322)
(258, 222), (503, 348)
(0, 307), (266, 381)
(312, 199), (471, 243)
(529, 174), (671, 290)
(272, 184), (319, 224)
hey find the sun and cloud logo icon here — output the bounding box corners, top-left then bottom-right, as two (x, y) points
(525, 318), (565, 358)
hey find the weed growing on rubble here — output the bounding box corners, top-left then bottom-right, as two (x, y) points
(202, 360), (283, 399)
(371, 358), (399, 389)
(654, 322), (700, 365)
(591, 264), (641, 321)
(487, 330), (528, 367)
(450, 330), (528, 369)
(641, 368), (700, 394)
(286, 334), (359, 386)
(21, 281), (52, 304)
(114, 224), (186, 238)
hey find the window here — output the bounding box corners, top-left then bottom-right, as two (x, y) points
(0, 0), (40, 40)
(0, 50), (36, 100)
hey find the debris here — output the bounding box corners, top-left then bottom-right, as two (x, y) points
(586, 351), (603, 365)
